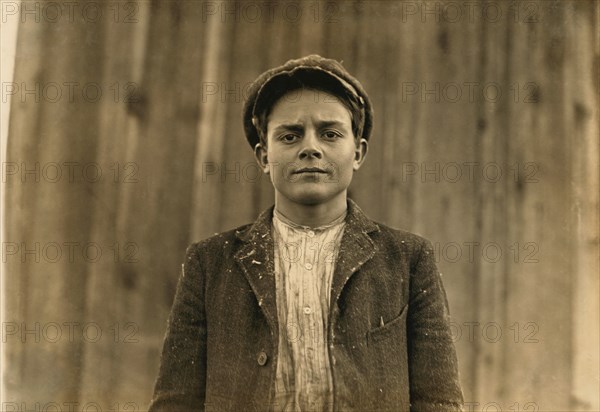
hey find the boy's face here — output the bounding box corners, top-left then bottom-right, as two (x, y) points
(254, 88), (368, 207)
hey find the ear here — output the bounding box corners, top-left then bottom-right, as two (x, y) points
(254, 143), (269, 173)
(353, 138), (368, 171)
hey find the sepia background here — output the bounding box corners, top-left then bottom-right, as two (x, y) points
(2, 0), (599, 410)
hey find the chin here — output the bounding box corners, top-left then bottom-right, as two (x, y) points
(296, 195), (327, 206)
(287, 186), (343, 206)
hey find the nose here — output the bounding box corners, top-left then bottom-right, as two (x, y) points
(298, 131), (322, 160)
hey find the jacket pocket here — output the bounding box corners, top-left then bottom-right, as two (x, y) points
(367, 304), (408, 345)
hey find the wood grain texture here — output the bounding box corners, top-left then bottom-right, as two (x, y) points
(4, 1), (598, 410)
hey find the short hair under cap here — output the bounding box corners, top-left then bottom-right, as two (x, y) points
(242, 54), (374, 148)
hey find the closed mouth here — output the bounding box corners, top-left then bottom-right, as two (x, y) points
(294, 167), (328, 174)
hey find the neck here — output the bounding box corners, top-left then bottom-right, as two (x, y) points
(274, 192), (348, 228)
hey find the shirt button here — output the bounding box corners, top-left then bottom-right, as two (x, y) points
(305, 262), (313, 270)
(257, 351), (268, 366)
(303, 306), (312, 314)
(308, 230), (315, 237)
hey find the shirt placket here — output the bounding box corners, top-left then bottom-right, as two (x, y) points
(273, 215), (343, 412)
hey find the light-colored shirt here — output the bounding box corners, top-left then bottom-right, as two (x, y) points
(271, 209), (346, 412)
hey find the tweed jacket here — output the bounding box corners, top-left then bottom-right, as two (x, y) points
(149, 199), (464, 411)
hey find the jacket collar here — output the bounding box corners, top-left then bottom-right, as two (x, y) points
(234, 199), (380, 334)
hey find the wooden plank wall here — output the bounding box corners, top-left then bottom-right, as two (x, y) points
(4, 1), (598, 410)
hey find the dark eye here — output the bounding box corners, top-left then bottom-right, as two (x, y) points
(280, 133), (299, 143)
(322, 130), (341, 140)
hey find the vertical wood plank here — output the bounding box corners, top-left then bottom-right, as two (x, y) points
(78, 1), (152, 405)
(502, 2), (573, 409)
(190, 2), (232, 241)
(5, 0), (108, 402)
(568, 3), (599, 409)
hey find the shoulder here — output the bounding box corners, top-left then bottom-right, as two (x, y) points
(374, 221), (431, 248)
(347, 199), (431, 256)
(370, 221), (434, 268)
(185, 223), (253, 259)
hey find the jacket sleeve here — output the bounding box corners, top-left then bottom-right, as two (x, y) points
(407, 239), (464, 412)
(149, 243), (207, 411)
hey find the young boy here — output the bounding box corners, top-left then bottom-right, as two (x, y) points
(149, 55), (463, 412)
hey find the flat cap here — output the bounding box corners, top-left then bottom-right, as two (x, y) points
(242, 54), (374, 148)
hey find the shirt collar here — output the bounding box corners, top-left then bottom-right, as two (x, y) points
(273, 208), (347, 232)
(236, 198), (379, 243)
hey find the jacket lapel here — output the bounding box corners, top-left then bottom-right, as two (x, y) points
(233, 200), (380, 335)
(234, 206), (279, 334)
(329, 199), (380, 313)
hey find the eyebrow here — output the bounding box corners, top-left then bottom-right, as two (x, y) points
(271, 124), (304, 135)
(316, 120), (348, 129)
(271, 120), (348, 134)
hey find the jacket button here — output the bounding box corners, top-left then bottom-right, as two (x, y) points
(257, 351), (268, 366)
